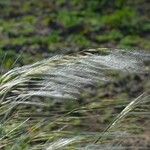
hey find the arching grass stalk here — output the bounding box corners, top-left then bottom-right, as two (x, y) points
(94, 92), (149, 144)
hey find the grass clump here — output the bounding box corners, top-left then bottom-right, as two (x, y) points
(0, 49), (149, 149)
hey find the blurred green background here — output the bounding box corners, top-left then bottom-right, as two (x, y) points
(0, 0), (150, 71)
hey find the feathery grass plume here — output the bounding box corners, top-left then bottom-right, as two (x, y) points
(0, 48), (150, 149)
(0, 49), (148, 101)
(46, 137), (80, 150)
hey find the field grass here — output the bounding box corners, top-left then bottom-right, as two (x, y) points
(0, 49), (150, 149)
(0, 0), (150, 149)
